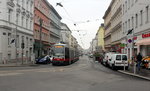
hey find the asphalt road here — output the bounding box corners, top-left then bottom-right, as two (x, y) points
(0, 55), (150, 91)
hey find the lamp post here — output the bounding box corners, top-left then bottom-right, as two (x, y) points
(39, 18), (43, 57)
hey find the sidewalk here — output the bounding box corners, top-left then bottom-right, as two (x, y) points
(118, 65), (150, 81)
(0, 61), (38, 67)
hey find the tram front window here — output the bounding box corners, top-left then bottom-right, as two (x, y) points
(53, 46), (64, 57)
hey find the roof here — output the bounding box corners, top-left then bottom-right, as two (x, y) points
(44, 0), (62, 20)
(103, 0), (114, 19)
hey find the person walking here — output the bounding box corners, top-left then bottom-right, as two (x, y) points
(136, 53), (142, 72)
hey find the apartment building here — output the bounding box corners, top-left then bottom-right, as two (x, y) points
(34, 0), (50, 57)
(122, 0), (150, 58)
(96, 23), (105, 52)
(0, 0), (34, 64)
(103, 1), (113, 52)
(111, 0), (123, 53)
(34, 0), (62, 57)
(60, 23), (72, 46)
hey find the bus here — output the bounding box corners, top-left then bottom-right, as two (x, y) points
(51, 43), (79, 65)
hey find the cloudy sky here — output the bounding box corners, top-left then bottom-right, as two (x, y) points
(48, 0), (111, 49)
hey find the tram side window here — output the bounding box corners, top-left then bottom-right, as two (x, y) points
(65, 48), (69, 59)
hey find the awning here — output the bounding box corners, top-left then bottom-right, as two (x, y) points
(136, 38), (150, 45)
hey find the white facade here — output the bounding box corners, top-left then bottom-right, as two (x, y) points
(122, 0), (150, 58)
(60, 23), (71, 46)
(49, 5), (62, 44)
(111, 0), (122, 43)
(90, 38), (98, 53)
(0, 0), (34, 64)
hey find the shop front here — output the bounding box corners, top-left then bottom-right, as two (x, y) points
(34, 40), (50, 58)
(136, 32), (150, 69)
(136, 33), (150, 56)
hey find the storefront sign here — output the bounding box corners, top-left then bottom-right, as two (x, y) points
(142, 33), (150, 38)
(134, 37), (137, 40)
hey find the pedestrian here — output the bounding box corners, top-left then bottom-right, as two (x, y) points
(136, 53), (142, 72)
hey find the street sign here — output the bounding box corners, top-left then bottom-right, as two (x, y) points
(128, 39), (132, 43)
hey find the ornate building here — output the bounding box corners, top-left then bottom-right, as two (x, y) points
(0, 0), (34, 64)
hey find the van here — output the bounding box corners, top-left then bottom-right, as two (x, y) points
(108, 53), (128, 70)
(102, 52), (114, 66)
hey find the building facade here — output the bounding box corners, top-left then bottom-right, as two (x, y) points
(49, 4), (62, 44)
(34, 0), (62, 58)
(60, 23), (71, 46)
(0, 0), (34, 64)
(110, 0), (123, 53)
(97, 23), (105, 52)
(103, 1), (112, 52)
(122, 0), (150, 59)
(34, 0), (50, 57)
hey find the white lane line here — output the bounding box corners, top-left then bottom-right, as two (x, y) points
(0, 73), (23, 76)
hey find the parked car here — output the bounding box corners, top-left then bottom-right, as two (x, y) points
(108, 53), (128, 70)
(36, 55), (51, 64)
(102, 52), (113, 66)
(49, 55), (53, 62)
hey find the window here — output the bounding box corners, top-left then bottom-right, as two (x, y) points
(26, 18), (28, 29)
(17, 35), (19, 48)
(30, 1), (33, 12)
(125, 1), (127, 12)
(128, 19), (130, 29)
(125, 21), (127, 32)
(131, 17), (134, 28)
(30, 20), (32, 29)
(135, 14), (138, 28)
(16, 14), (19, 25)
(26, 37), (28, 48)
(140, 10), (143, 25)
(8, 33), (11, 45)
(22, 16), (24, 27)
(123, 23), (125, 33)
(146, 6), (149, 23)
(30, 38), (33, 46)
(128, 0), (130, 9)
(123, 4), (125, 14)
(8, 9), (12, 22)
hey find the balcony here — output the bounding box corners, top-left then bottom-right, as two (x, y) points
(7, 0), (15, 7)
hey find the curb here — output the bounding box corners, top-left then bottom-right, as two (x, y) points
(118, 70), (150, 81)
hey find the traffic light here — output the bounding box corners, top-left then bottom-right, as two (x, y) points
(21, 43), (25, 49)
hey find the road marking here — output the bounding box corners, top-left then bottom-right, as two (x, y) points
(0, 73), (23, 76)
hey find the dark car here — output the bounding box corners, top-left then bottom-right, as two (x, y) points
(36, 55), (51, 64)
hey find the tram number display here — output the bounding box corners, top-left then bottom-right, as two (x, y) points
(55, 46), (64, 48)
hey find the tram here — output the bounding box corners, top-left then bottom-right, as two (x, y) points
(51, 43), (79, 65)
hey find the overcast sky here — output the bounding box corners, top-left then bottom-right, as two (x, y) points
(48, 0), (111, 49)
